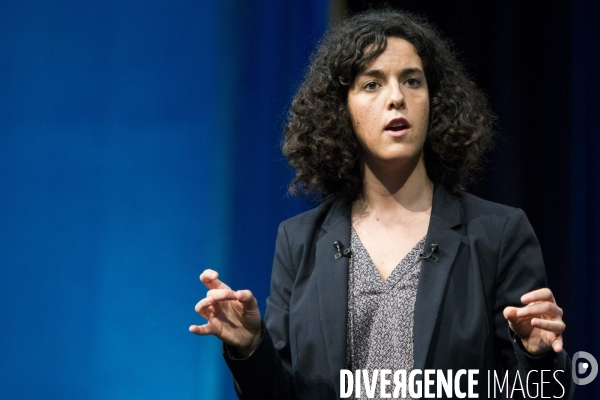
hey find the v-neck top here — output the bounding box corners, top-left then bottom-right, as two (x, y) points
(346, 226), (425, 398)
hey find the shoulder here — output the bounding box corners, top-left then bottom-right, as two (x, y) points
(278, 200), (342, 236)
(433, 186), (535, 247)
(434, 185), (528, 229)
(451, 191), (538, 252)
(458, 191), (523, 220)
(275, 200), (351, 263)
(447, 191), (545, 290)
(271, 201), (344, 276)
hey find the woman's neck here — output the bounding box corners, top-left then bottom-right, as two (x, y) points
(353, 154), (433, 221)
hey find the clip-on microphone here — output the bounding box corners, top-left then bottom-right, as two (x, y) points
(333, 241), (352, 259)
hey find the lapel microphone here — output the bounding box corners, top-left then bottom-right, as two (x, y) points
(333, 241), (352, 259)
(419, 243), (439, 262)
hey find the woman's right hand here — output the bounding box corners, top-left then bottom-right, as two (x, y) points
(189, 269), (262, 357)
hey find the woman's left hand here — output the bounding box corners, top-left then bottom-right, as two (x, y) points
(503, 288), (565, 356)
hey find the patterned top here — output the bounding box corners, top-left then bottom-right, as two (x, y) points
(346, 226), (425, 399)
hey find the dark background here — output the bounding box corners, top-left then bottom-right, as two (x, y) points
(345, 1), (572, 292)
(345, 0), (599, 397)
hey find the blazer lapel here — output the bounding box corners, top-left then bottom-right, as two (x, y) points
(413, 186), (464, 371)
(315, 200), (352, 398)
(312, 187), (463, 392)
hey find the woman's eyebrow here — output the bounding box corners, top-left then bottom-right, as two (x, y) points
(358, 67), (424, 78)
(399, 67), (424, 76)
(358, 69), (385, 78)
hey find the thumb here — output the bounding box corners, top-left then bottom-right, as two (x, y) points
(503, 306), (519, 323)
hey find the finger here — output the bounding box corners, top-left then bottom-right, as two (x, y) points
(517, 302), (562, 318)
(196, 290), (241, 318)
(530, 318), (566, 334)
(552, 336), (564, 353)
(195, 297), (215, 318)
(206, 289), (238, 302)
(189, 322), (217, 336)
(200, 269), (231, 290)
(235, 290), (257, 304)
(503, 306), (519, 323)
(521, 288), (554, 305)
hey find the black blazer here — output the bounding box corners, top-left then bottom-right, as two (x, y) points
(225, 186), (573, 399)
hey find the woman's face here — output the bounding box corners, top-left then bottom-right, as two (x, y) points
(347, 37), (430, 168)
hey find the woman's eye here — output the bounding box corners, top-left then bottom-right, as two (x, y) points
(363, 81), (380, 91)
(405, 78), (421, 87)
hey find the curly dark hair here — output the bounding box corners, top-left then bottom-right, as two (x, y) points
(282, 9), (494, 201)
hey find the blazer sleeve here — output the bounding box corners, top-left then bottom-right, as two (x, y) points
(493, 208), (574, 399)
(223, 221), (297, 400)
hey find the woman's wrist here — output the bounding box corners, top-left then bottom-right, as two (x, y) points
(232, 328), (263, 359)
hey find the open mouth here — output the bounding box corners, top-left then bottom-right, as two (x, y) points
(385, 118), (410, 131)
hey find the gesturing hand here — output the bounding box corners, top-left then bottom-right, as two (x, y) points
(189, 269), (262, 357)
(503, 288), (565, 356)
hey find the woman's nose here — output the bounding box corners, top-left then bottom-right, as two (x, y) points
(387, 84), (405, 110)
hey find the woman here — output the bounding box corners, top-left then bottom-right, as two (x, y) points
(190, 10), (572, 399)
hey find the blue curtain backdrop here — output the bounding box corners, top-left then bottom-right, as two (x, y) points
(0, 1), (327, 399)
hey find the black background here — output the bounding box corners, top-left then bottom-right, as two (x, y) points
(346, 1), (599, 397)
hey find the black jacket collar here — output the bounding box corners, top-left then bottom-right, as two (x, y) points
(315, 185), (464, 397)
